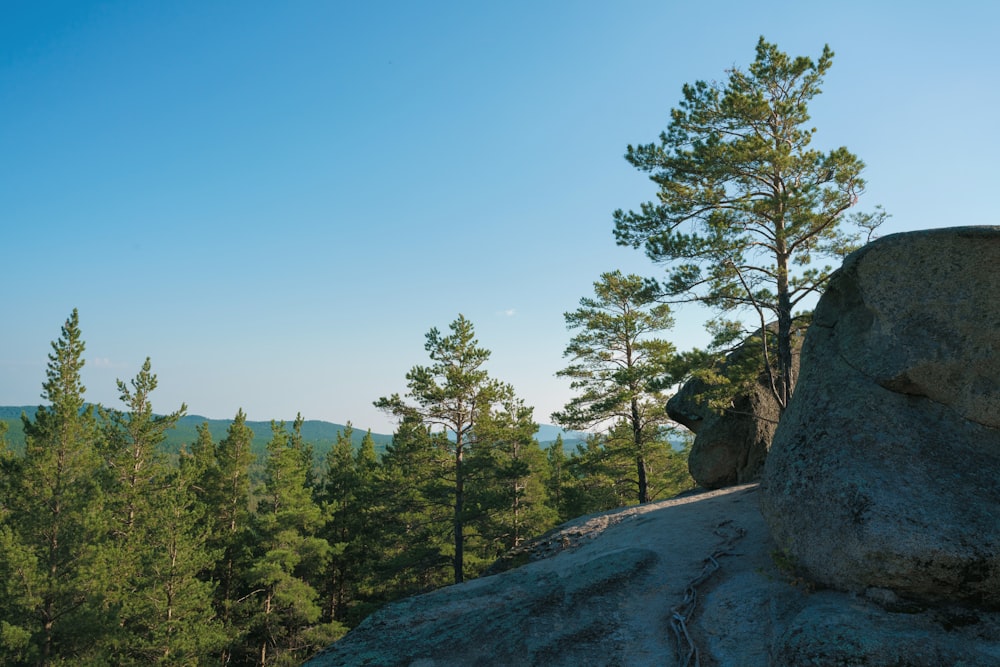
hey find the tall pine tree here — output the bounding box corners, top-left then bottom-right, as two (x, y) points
(95, 358), (222, 664)
(375, 315), (513, 584)
(367, 416), (452, 602)
(0, 310), (106, 664)
(553, 271), (679, 503)
(613, 38), (885, 408)
(469, 396), (556, 563)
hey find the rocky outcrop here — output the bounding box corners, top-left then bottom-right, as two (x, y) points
(304, 485), (768, 667)
(761, 227), (1000, 607)
(667, 326), (801, 489)
(305, 484), (1000, 666)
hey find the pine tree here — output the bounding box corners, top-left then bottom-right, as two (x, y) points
(613, 38), (886, 409)
(288, 413), (317, 490)
(0, 420), (15, 517)
(561, 434), (636, 517)
(0, 309), (107, 664)
(194, 409), (256, 663)
(367, 416), (452, 602)
(545, 435), (568, 521)
(553, 271), (678, 503)
(558, 429), (696, 519)
(317, 424), (358, 624)
(468, 397), (556, 563)
(342, 431), (382, 619)
(375, 315), (513, 584)
(95, 358), (222, 664)
(315, 425), (391, 628)
(103, 461), (224, 665)
(0, 421), (34, 664)
(180, 421), (217, 495)
(248, 421), (339, 666)
(98, 358), (187, 539)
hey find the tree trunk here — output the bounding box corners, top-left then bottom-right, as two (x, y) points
(776, 253), (793, 409)
(260, 591), (272, 666)
(44, 496), (61, 666)
(631, 398), (649, 503)
(453, 443), (464, 585)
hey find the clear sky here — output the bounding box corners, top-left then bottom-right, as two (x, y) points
(3, 1), (998, 435)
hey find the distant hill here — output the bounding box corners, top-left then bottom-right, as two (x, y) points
(167, 414), (396, 458)
(0, 406), (587, 460)
(0, 406), (391, 459)
(535, 423), (589, 447)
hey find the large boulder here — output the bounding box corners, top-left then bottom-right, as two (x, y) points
(667, 327), (801, 489)
(761, 226), (1000, 607)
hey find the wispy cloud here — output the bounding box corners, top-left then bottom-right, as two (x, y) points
(499, 308), (516, 317)
(90, 357), (114, 368)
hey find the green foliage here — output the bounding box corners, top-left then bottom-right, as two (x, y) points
(613, 37), (886, 408)
(2, 409), (393, 464)
(554, 271), (680, 503)
(468, 396), (558, 561)
(367, 416), (454, 601)
(98, 357), (187, 539)
(0, 308), (693, 664)
(559, 433), (696, 519)
(155, 414), (393, 463)
(1, 409), (425, 464)
(561, 435), (637, 517)
(93, 358), (223, 664)
(685, 318), (810, 424)
(375, 314), (523, 584)
(0, 309), (108, 663)
(316, 423), (363, 624)
(246, 420), (334, 665)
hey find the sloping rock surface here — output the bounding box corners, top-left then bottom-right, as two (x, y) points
(667, 327), (801, 489)
(305, 485), (1000, 666)
(306, 486), (768, 666)
(761, 226), (1000, 607)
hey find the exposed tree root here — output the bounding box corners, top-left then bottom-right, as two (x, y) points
(669, 519), (747, 667)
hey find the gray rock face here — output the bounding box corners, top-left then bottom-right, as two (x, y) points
(667, 327), (800, 489)
(304, 485), (769, 667)
(761, 226), (1000, 607)
(304, 485), (1000, 666)
(771, 597), (1000, 666)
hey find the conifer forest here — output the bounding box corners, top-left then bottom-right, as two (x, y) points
(0, 308), (694, 665)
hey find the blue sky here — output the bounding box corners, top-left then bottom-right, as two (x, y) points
(3, 1), (998, 434)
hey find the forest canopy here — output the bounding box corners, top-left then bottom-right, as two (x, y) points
(0, 309), (694, 666)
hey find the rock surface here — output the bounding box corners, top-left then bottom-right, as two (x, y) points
(305, 485), (766, 667)
(304, 485), (1000, 666)
(667, 327), (801, 489)
(761, 226), (1000, 607)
